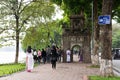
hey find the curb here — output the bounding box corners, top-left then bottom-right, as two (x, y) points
(113, 67), (120, 76)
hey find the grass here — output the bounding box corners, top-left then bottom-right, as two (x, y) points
(88, 65), (100, 68)
(0, 63), (39, 77)
(0, 63), (25, 77)
(89, 76), (120, 80)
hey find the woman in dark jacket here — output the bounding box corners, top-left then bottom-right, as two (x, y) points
(41, 48), (46, 64)
(51, 45), (57, 69)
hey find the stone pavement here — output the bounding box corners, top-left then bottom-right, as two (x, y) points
(0, 62), (100, 80)
(113, 60), (120, 76)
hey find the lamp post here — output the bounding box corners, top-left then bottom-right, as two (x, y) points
(91, 1), (94, 55)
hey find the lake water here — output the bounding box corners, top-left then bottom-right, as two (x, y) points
(0, 52), (26, 64)
(0, 46), (26, 64)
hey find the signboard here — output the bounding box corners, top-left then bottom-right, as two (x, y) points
(98, 15), (111, 25)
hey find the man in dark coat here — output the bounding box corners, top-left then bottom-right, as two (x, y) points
(51, 45), (57, 69)
(41, 49), (46, 64)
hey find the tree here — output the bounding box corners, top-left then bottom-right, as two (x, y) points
(21, 20), (62, 50)
(51, 0), (93, 23)
(0, 0), (55, 63)
(92, 0), (103, 66)
(92, 0), (120, 66)
(100, 0), (114, 76)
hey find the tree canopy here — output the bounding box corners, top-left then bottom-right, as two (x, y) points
(0, 0), (55, 46)
(51, 0), (120, 23)
(0, 0), (55, 63)
(22, 20), (62, 50)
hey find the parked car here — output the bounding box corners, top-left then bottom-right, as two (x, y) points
(112, 48), (120, 59)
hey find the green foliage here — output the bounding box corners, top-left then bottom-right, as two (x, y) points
(112, 0), (120, 23)
(0, 0), (55, 63)
(51, 0), (93, 17)
(0, 63), (39, 76)
(89, 76), (120, 80)
(112, 24), (120, 48)
(60, 14), (70, 27)
(51, 0), (120, 24)
(62, 0), (92, 15)
(0, 0), (55, 46)
(21, 20), (62, 50)
(0, 63), (25, 76)
(50, 0), (62, 5)
(50, 0), (94, 36)
(112, 33), (120, 48)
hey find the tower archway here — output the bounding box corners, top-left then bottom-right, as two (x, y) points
(71, 45), (81, 62)
(62, 15), (91, 63)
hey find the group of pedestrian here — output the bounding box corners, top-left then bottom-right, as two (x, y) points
(66, 48), (83, 63)
(26, 45), (63, 72)
(32, 48), (46, 64)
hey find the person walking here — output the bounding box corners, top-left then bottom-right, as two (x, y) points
(37, 49), (42, 64)
(66, 48), (71, 63)
(33, 49), (37, 63)
(26, 46), (34, 72)
(46, 45), (51, 63)
(78, 49), (83, 62)
(57, 47), (63, 62)
(41, 48), (46, 64)
(51, 45), (57, 69)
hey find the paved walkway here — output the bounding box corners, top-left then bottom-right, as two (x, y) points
(0, 62), (100, 80)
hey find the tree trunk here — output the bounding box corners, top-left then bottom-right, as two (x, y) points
(15, 15), (19, 63)
(15, 29), (19, 63)
(92, 0), (100, 66)
(100, 0), (114, 76)
(15, 0), (19, 63)
(83, 34), (91, 63)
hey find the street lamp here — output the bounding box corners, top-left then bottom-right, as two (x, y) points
(91, 1), (94, 55)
